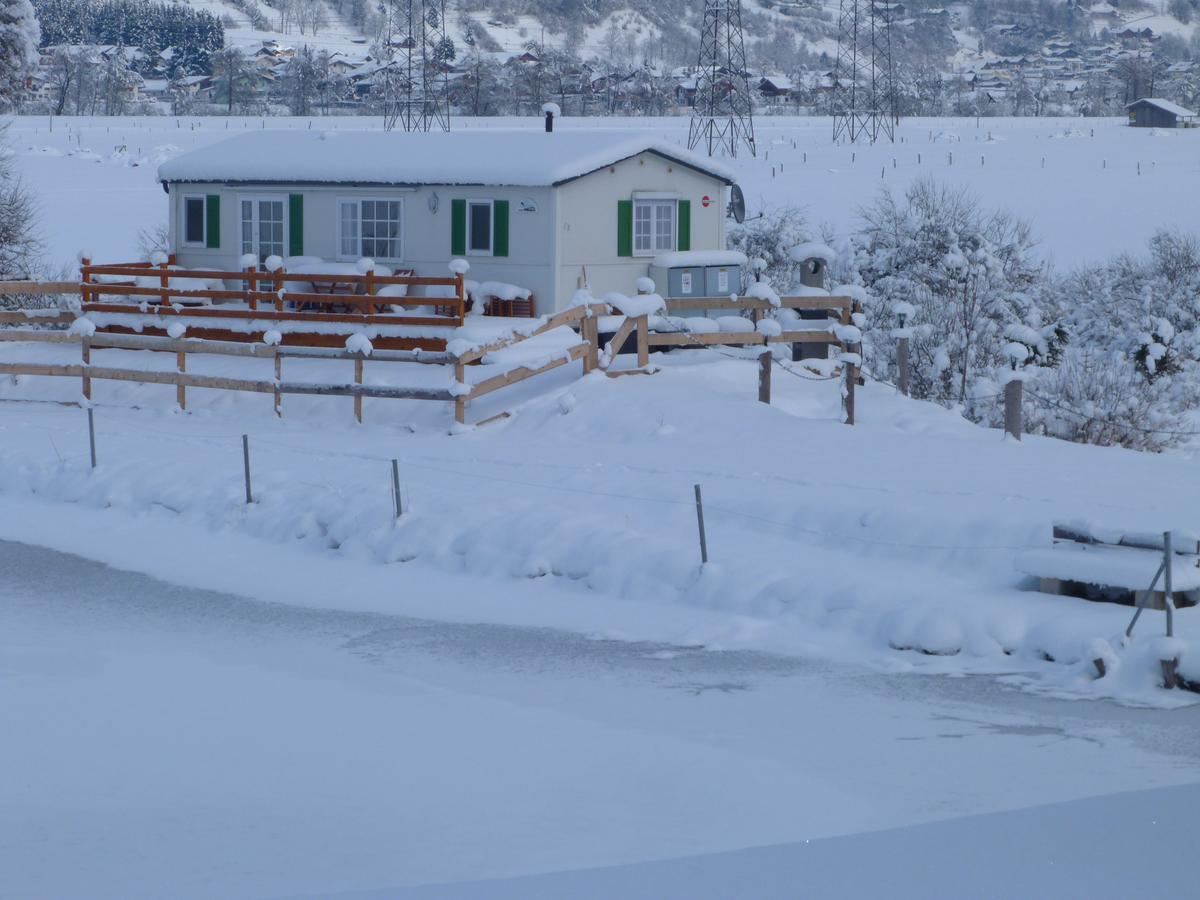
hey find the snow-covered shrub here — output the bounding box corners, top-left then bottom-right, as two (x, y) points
(850, 176), (1051, 407)
(728, 205), (823, 290)
(1022, 348), (1188, 452)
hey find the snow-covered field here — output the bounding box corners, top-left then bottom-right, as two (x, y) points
(4, 113), (1200, 896)
(4, 540), (1199, 899)
(6, 114), (1200, 270)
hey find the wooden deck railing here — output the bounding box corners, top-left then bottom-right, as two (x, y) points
(80, 259), (467, 326)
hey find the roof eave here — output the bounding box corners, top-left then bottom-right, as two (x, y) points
(552, 148), (736, 187)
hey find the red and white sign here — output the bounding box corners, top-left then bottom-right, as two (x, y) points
(701, 195), (711, 207)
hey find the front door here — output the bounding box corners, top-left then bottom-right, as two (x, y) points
(240, 197), (286, 266)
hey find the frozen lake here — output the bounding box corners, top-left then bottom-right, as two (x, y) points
(2, 539), (1198, 898)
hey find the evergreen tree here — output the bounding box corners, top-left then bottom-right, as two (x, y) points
(0, 0), (41, 111)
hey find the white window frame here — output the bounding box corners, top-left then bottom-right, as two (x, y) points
(336, 196), (405, 263)
(466, 199), (495, 257)
(237, 194), (289, 265)
(180, 193), (208, 247)
(632, 195), (678, 257)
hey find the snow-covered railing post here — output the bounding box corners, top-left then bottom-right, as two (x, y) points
(1003, 340), (1030, 441)
(894, 302), (915, 397)
(1161, 531), (1179, 689)
(79, 256), (92, 306)
(758, 347), (771, 404)
(154, 251), (170, 308)
(244, 257), (258, 311)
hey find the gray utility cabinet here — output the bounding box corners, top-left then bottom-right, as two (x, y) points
(649, 263), (706, 299)
(704, 263), (740, 297)
(649, 262), (743, 320)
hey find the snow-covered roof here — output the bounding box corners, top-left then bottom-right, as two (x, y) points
(158, 130), (737, 188)
(1126, 98), (1197, 118)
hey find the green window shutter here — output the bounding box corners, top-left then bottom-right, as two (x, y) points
(451, 199), (466, 256)
(617, 199), (633, 257)
(205, 194), (220, 248)
(676, 200), (691, 252)
(288, 194), (304, 257)
(493, 200), (509, 257)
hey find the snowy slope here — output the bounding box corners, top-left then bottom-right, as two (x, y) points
(8, 114), (1200, 269)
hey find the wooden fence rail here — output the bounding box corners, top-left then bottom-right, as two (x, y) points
(80, 259), (468, 325)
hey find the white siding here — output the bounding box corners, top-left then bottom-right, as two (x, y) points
(554, 152), (728, 309)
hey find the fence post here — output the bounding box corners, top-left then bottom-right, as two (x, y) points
(273, 351), (282, 417)
(87, 406), (96, 469)
(693, 483), (709, 565)
(636, 314), (649, 368)
(454, 361), (467, 425)
(391, 459), (402, 519)
(354, 356), (364, 424)
(245, 263), (258, 311)
(242, 434), (253, 504)
(273, 266), (284, 313)
(844, 361), (855, 425)
(1163, 531), (1178, 689)
(159, 258), (170, 307)
(581, 313), (599, 373)
(81, 335), (92, 401)
(758, 348), (771, 404)
(1004, 379), (1023, 441)
(897, 335), (910, 396)
(176, 349), (187, 410)
(80, 257), (91, 306)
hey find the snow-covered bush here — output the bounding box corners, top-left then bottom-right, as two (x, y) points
(1022, 348), (1188, 452)
(850, 176), (1051, 407)
(728, 205), (824, 290)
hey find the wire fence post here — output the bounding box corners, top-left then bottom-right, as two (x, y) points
(242, 434), (253, 504)
(1004, 379), (1023, 441)
(87, 406), (96, 469)
(693, 484), (709, 564)
(758, 349), (771, 404)
(391, 458), (402, 519)
(1163, 530), (1178, 689)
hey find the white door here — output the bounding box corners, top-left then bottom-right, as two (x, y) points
(240, 197), (286, 265)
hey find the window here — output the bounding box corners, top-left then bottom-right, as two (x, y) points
(338, 198), (402, 260)
(467, 200), (493, 255)
(633, 199), (676, 255)
(182, 195), (206, 246)
(239, 196), (286, 265)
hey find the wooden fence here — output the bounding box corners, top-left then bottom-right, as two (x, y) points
(79, 259), (468, 334)
(0, 289), (856, 426)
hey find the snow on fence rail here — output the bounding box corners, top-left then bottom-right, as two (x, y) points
(79, 258), (468, 338)
(0, 288), (860, 425)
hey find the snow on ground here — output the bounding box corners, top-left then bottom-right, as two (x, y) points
(5, 114), (1200, 271)
(1, 338), (1198, 706)
(3, 539), (1198, 899)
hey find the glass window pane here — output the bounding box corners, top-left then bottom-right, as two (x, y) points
(634, 201), (652, 252)
(469, 202), (491, 252)
(184, 197), (205, 244)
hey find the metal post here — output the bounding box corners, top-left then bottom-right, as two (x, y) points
(87, 407), (96, 469)
(391, 459), (402, 519)
(1004, 379), (1023, 441)
(694, 484), (709, 565)
(844, 356), (856, 425)
(758, 349), (771, 404)
(1164, 531), (1175, 638)
(242, 434), (253, 504)
(897, 335), (910, 396)
(1163, 530), (1178, 688)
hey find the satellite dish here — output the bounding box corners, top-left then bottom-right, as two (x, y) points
(729, 184), (746, 224)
